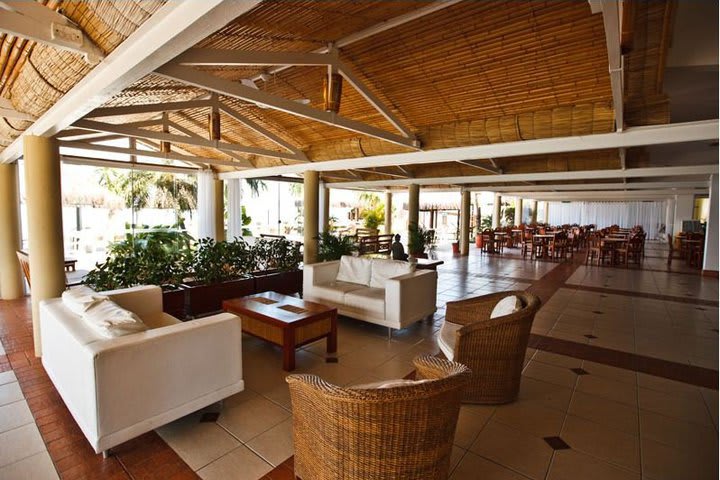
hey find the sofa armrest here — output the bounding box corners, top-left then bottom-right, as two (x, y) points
(101, 285), (164, 320)
(384, 270), (437, 328)
(87, 313), (242, 439)
(303, 261), (340, 292)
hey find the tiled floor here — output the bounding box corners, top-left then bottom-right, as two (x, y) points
(0, 241), (717, 479)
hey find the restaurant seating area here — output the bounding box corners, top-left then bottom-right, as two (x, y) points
(0, 1), (717, 480)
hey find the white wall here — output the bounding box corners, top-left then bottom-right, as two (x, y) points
(673, 194), (695, 236)
(664, 198), (676, 237)
(703, 175), (718, 272)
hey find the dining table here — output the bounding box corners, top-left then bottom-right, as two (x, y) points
(487, 231), (507, 254)
(532, 234), (556, 258)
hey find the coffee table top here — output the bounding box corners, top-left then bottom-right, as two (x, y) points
(223, 291), (336, 326)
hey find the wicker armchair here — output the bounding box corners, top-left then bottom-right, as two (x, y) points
(286, 355), (470, 480)
(442, 291), (541, 404)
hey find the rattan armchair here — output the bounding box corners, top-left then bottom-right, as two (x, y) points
(286, 355), (470, 480)
(443, 291), (541, 404)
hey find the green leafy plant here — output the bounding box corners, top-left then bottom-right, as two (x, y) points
(316, 232), (358, 261)
(192, 238), (251, 284)
(358, 192), (385, 230)
(408, 224), (433, 255)
(480, 215), (493, 229)
(252, 238), (303, 271)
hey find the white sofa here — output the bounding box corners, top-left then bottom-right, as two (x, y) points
(39, 285), (244, 455)
(303, 256), (437, 332)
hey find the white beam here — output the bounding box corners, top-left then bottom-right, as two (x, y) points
(337, 60), (415, 139)
(309, 165), (719, 190)
(58, 140), (252, 169)
(219, 119), (719, 179)
(249, 0), (463, 83)
(457, 160), (502, 174)
(488, 181), (709, 193)
(218, 101), (307, 159)
(175, 49), (336, 66)
(62, 154), (198, 174)
(0, 0), (262, 164)
(72, 119), (304, 162)
(596, 0), (624, 131)
(156, 63), (421, 149)
(85, 99), (212, 118)
(0, 1), (104, 63)
(516, 189), (708, 201)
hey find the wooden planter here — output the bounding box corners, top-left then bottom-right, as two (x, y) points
(161, 288), (186, 320)
(182, 277), (255, 318)
(254, 269), (303, 296)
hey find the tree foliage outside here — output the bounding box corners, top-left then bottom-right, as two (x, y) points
(98, 169), (197, 214)
(358, 192), (385, 229)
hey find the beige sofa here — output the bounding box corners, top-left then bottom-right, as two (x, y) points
(39, 285), (244, 455)
(303, 256), (437, 334)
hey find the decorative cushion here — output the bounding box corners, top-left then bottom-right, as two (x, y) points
(335, 256), (372, 286)
(351, 378), (431, 390)
(490, 295), (523, 319)
(437, 320), (462, 361)
(62, 285), (107, 315)
(81, 299), (148, 338)
(369, 259), (415, 289)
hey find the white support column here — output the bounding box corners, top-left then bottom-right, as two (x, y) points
(384, 191), (393, 235)
(303, 171), (319, 264)
(703, 175), (718, 274)
(673, 194), (695, 236)
(514, 197), (523, 226)
(460, 190), (471, 256)
(24, 136), (65, 356)
(492, 194), (502, 228)
(226, 178), (244, 239)
(544, 201), (550, 224)
(664, 198), (676, 237)
(197, 170), (218, 240)
(0, 163), (23, 299)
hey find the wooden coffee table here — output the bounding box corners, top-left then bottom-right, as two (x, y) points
(223, 291), (337, 371)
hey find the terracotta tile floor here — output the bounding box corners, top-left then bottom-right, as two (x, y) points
(0, 241), (717, 479)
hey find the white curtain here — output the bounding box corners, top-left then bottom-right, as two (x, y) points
(227, 178), (244, 239)
(547, 201), (665, 239)
(196, 170), (217, 240)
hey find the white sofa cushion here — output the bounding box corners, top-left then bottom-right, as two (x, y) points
(311, 281), (366, 304)
(490, 295), (522, 319)
(335, 255), (372, 286)
(62, 285), (107, 315)
(82, 299), (149, 338)
(369, 259), (415, 289)
(344, 287), (385, 317)
(438, 321), (462, 361)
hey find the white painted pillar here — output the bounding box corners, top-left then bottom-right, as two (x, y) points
(460, 190), (471, 256)
(0, 163), (23, 299)
(197, 170), (218, 240)
(544, 201), (550, 224)
(492, 194), (502, 228)
(514, 197), (523, 226)
(703, 175), (718, 274)
(303, 171), (319, 264)
(673, 194), (695, 236)
(24, 136), (66, 357)
(664, 198), (676, 237)
(227, 179), (244, 239)
(384, 191), (393, 235)
(320, 184), (330, 232)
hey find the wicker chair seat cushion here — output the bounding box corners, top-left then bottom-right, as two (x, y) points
(311, 281), (366, 304)
(438, 320), (462, 360)
(490, 295), (522, 319)
(350, 378), (431, 389)
(336, 255), (372, 286)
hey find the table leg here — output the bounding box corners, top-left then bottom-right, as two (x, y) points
(327, 311), (337, 354)
(283, 327), (296, 371)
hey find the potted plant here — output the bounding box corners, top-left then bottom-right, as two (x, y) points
(182, 238), (255, 317)
(408, 225), (431, 259)
(83, 226), (193, 319)
(252, 237), (304, 295)
(316, 232), (359, 261)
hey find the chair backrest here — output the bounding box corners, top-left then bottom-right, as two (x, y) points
(16, 251), (31, 289)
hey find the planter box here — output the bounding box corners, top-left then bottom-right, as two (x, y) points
(254, 269), (303, 296)
(182, 277), (255, 318)
(162, 288), (186, 320)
